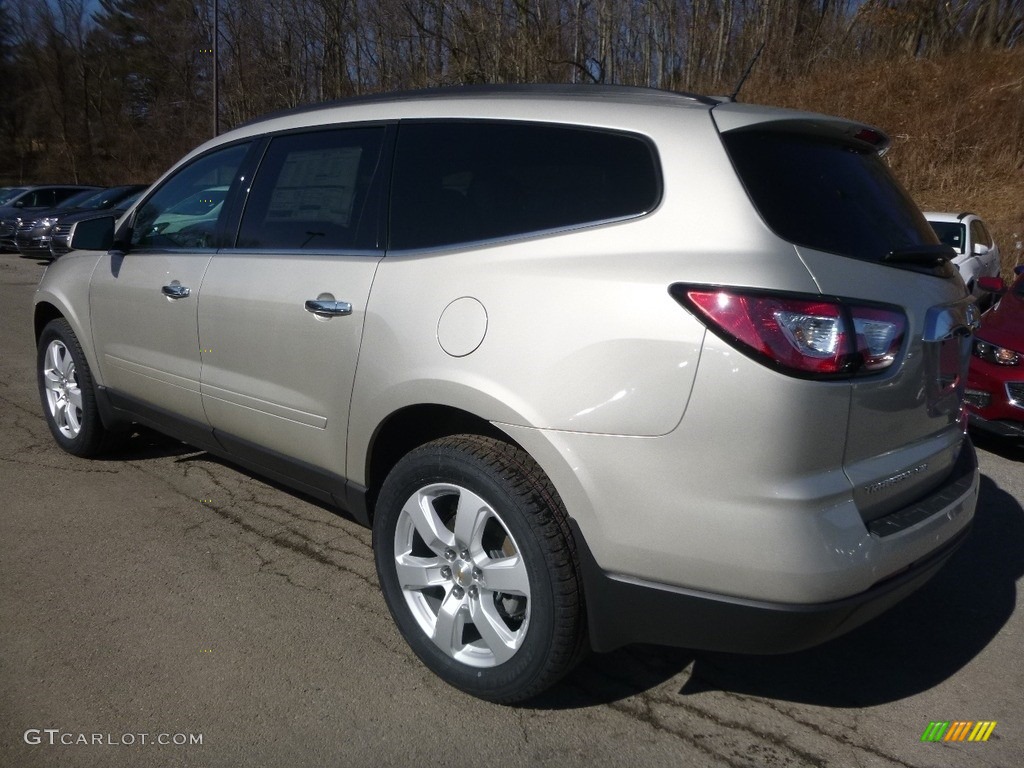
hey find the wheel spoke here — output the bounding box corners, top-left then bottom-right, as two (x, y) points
(47, 342), (64, 375)
(394, 553), (447, 589)
(66, 385), (83, 411)
(55, 399), (70, 430)
(43, 368), (61, 390)
(403, 490), (455, 555)
(431, 589), (466, 652)
(470, 599), (519, 665)
(453, 487), (491, 552)
(57, 346), (73, 378)
(479, 555), (529, 595)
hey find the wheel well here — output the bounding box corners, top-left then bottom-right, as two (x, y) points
(365, 405), (514, 517)
(34, 302), (63, 341)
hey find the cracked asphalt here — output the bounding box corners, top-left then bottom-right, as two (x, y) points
(2, 251), (1022, 768)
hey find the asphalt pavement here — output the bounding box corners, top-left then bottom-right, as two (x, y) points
(2, 250), (1022, 768)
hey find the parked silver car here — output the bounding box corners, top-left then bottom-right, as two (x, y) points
(16, 185), (148, 259)
(34, 86), (979, 703)
(0, 185), (100, 250)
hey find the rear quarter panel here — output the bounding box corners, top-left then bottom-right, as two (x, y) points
(345, 106), (821, 486)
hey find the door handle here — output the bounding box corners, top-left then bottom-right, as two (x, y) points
(162, 283), (191, 299)
(304, 299), (352, 317)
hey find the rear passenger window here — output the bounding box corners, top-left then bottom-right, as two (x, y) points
(390, 122), (660, 250)
(237, 128), (384, 251)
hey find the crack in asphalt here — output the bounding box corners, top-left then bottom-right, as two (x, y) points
(0, 395), (124, 473)
(102, 448), (923, 768)
(126, 459), (379, 592)
(0, 391), (967, 768)
(562, 656), (930, 768)
(748, 695), (924, 768)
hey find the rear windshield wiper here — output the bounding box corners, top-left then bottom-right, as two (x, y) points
(884, 244), (956, 266)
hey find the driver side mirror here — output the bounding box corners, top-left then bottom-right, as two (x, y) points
(972, 242), (990, 256)
(69, 215), (118, 252)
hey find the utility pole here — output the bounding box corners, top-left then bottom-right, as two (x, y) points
(213, 0), (220, 137)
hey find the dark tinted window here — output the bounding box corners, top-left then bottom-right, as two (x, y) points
(390, 122), (660, 250)
(20, 189), (57, 207)
(0, 188), (26, 205)
(131, 143), (250, 249)
(237, 128), (384, 251)
(58, 189), (104, 210)
(930, 221), (965, 252)
(52, 189), (87, 206)
(722, 129), (936, 262)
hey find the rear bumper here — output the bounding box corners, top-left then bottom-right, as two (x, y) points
(969, 412), (1024, 439)
(577, 520), (971, 654)
(575, 442), (978, 654)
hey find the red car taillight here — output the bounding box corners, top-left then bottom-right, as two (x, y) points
(670, 285), (906, 379)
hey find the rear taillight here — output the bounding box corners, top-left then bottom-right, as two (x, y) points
(670, 285), (906, 379)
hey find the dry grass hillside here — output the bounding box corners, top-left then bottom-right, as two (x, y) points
(748, 49), (1024, 279)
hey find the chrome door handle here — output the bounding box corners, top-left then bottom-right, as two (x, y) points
(162, 283), (191, 299)
(304, 299), (352, 317)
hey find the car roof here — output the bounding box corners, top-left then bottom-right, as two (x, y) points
(243, 84), (719, 126)
(923, 211), (978, 223)
(157, 84), (887, 194)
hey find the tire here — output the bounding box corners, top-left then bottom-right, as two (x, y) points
(373, 434), (586, 703)
(37, 318), (109, 457)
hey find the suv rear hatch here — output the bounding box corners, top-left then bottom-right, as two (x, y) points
(712, 103), (976, 526)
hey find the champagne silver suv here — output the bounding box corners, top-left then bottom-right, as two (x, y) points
(34, 85), (980, 703)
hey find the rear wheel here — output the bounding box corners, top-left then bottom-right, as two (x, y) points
(373, 435), (585, 703)
(37, 318), (108, 457)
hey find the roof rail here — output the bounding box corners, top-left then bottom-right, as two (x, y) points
(238, 84), (718, 128)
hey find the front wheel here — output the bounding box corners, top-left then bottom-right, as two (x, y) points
(373, 435), (586, 703)
(37, 318), (109, 457)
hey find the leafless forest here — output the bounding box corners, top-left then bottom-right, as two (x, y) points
(2, 0), (1023, 263)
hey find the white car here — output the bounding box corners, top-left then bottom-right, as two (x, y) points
(925, 211), (1002, 295)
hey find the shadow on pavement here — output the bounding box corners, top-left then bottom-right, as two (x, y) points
(971, 430), (1024, 462)
(96, 426), (199, 461)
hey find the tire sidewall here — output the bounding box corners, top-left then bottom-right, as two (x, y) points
(373, 441), (560, 701)
(37, 319), (104, 457)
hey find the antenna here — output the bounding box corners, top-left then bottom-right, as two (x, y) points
(729, 40), (766, 102)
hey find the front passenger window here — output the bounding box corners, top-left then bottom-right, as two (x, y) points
(131, 143), (250, 249)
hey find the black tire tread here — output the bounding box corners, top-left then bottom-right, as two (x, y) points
(37, 318), (109, 457)
(376, 433), (588, 703)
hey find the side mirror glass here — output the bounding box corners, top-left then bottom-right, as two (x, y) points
(977, 276), (1006, 294)
(69, 215), (116, 251)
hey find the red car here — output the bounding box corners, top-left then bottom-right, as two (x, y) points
(966, 265), (1024, 439)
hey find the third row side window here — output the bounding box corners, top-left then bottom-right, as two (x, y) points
(389, 122), (661, 250)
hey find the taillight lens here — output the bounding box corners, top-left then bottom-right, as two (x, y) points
(671, 285), (906, 379)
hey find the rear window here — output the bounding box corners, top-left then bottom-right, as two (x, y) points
(390, 121), (660, 250)
(722, 129), (937, 262)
